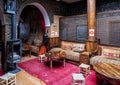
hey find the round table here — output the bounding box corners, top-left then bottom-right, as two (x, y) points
(93, 63), (120, 85)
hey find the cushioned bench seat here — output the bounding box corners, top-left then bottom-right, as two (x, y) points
(65, 50), (80, 62)
(90, 46), (120, 65)
(48, 41), (86, 64)
(49, 48), (80, 62)
(90, 56), (120, 65)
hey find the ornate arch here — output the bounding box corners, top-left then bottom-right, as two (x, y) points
(16, 2), (50, 27)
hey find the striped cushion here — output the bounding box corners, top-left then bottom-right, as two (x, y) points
(90, 56), (120, 65)
(102, 47), (120, 58)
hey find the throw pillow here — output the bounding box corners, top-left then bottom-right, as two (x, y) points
(54, 51), (61, 57)
(73, 44), (85, 52)
(60, 51), (66, 57)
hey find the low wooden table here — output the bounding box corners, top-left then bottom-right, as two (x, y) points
(45, 53), (66, 69)
(93, 63), (120, 85)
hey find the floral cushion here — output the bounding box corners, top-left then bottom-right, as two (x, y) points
(54, 51), (61, 57)
(61, 44), (73, 50)
(73, 44), (85, 52)
(60, 51), (66, 57)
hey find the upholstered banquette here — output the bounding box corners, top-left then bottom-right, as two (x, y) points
(90, 46), (120, 65)
(49, 41), (86, 64)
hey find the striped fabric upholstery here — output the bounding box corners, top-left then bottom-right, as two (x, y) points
(102, 47), (120, 58)
(60, 41), (85, 62)
(65, 50), (80, 62)
(90, 56), (120, 65)
(49, 41), (86, 63)
(49, 47), (81, 62)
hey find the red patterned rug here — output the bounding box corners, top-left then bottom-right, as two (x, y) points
(18, 58), (96, 85)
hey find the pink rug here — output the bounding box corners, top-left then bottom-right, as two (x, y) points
(18, 58), (96, 85)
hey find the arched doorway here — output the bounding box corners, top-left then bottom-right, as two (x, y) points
(30, 2), (50, 27)
(17, 2), (50, 35)
(17, 2), (50, 55)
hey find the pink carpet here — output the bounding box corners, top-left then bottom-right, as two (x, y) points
(18, 58), (96, 85)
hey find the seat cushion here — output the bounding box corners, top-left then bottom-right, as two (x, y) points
(102, 47), (120, 58)
(65, 50), (80, 62)
(50, 48), (63, 52)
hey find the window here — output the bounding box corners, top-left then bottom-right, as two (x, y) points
(109, 21), (120, 46)
(76, 25), (87, 42)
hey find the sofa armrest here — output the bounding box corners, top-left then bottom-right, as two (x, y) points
(79, 49), (86, 53)
(90, 47), (102, 57)
(80, 53), (90, 64)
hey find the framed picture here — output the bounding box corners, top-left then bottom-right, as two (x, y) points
(89, 29), (95, 36)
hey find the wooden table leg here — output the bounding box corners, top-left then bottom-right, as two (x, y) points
(63, 58), (65, 67)
(29, 50), (31, 57)
(50, 58), (52, 69)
